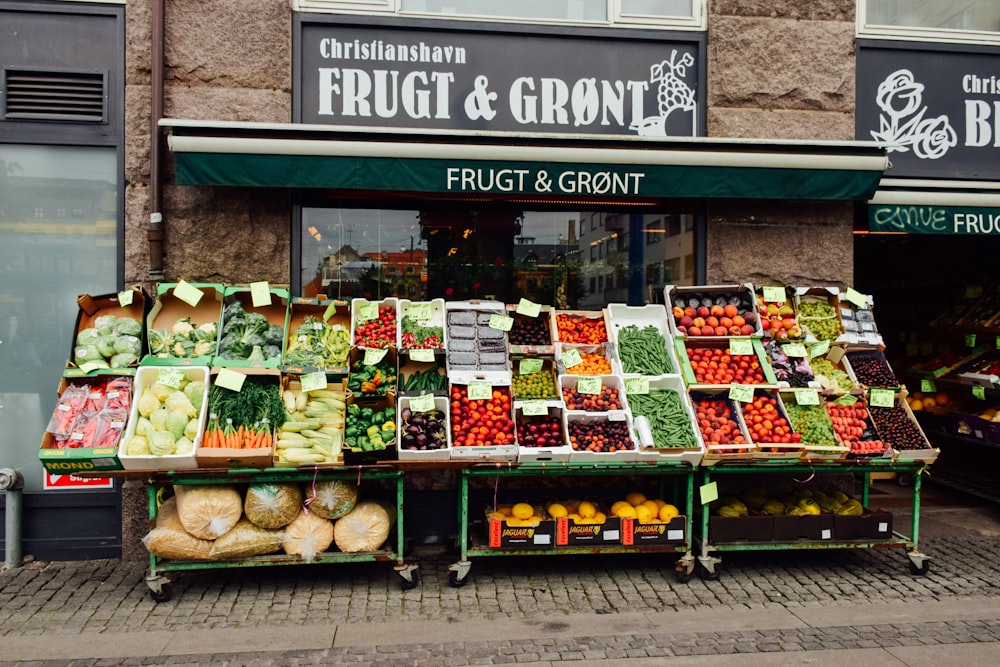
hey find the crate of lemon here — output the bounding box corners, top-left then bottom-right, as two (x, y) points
(487, 493), (684, 548)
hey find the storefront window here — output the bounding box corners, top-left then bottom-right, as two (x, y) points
(0, 145), (117, 492)
(401, 0), (606, 21)
(301, 206), (696, 308)
(860, 0), (1000, 43)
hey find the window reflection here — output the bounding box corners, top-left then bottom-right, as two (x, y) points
(301, 206), (696, 307)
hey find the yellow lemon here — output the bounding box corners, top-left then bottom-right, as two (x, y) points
(634, 504), (654, 522)
(614, 504), (637, 519)
(642, 500), (661, 515)
(610, 500), (631, 515)
(659, 504), (680, 522)
(547, 502), (568, 519)
(652, 498), (668, 509)
(626, 492), (647, 507)
(486, 511), (506, 521)
(578, 500), (597, 518)
(594, 511), (607, 524)
(511, 502), (535, 520)
(496, 505), (512, 516)
(505, 517), (523, 527)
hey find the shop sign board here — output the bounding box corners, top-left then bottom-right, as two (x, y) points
(869, 204), (1000, 235)
(43, 472), (113, 490)
(297, 18), (704, 138)
(857, 43), (1000, 181)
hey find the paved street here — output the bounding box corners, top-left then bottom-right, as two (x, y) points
(2, 480), (1000, 665)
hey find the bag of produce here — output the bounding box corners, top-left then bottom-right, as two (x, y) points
(307, 480), (358, 519)
(174, 484), (242, 540)
(244, 483), (303, 530)
(333, 500), (393, 553)
(209, 518), (284, 559)
(282, 510), (334, 561)
(143, 496), (214, 561)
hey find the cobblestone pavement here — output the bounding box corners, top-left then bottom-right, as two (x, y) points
(3, 480), (1000, 665)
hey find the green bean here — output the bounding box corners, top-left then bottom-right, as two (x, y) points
(618, 325), (674, 375)
(628, 389), (698, 448)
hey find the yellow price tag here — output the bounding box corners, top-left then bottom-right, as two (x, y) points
(173, 280), (204, 307)
(249, 281), (271, 307)
(516, 298), (541, 317)
(215, 368), (246, 392)
(117, 290), (134, 307)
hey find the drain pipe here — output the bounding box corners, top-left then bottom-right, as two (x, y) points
(148, 0), (165, 280)
(0, 468), (24, 570)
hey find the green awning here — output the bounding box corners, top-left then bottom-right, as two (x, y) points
(868, 181), (1000, 234)
(163, 120), (889, 202)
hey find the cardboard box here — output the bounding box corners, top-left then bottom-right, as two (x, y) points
(630, 375), (705, 467)
(343, 392), (397, 465)
(38, 375), (131, 473)
(118, 366), (208, 471)
(606, 303), (681, 376)
(449, 371), (517, 461)
(272, 376), (346, 467)
(281, 296), (351, 375)
(845, 348), (900, 391)
(675, 337), (778, 387)
(141, 282), (223, 367)
(195, 368), (279, 470)
(557, 516), (623, 546)
(444, 300), (509, 372)
(488, 517), (556, 548)
(396, 394), (451, 461)
(397, 298), (447, 350)
(214, 286), (290, 369)
(65, 287), (148, 377)
(351, 297), (399, 349)
(506, 303), (555, 355)
(772, 514), (835, 541)
(837, 291), (884, 348)
(515, 401), (570, 462)
(834, 511), (894, 540)
(664, 283), (762, 339)
(398, 350), (448, 396)
(689, 389), (757, 464)
(551, 309), (610, 344)
(950, 407), (1000, 444)
(565, 411), (638, 462)
(875, 391), (939, 463)
(621, 516), (686, 545)
(708, 515), (774, 543)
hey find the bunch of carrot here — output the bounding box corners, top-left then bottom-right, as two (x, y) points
(202, 416), (273, 450)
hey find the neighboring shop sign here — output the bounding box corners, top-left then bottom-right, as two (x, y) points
(869, 204), (1000, 235)
(297, 19), (704, 137)
(857, 44), (1000, 180)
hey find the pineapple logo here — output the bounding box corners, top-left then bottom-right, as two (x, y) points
(526, 528), (535, 538)
(630, 50), (697, 137)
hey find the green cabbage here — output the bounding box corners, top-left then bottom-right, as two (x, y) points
(165, 390), (197, 418)
(151, 383), (175, 403)
(114, 318), (143, 337)
(184, 381), (205, 413)
(184, 417), (200, 441)
(96, 336), (117, 359)
(76, 328), (101, 346)
(110, 352), (138, 368)
(174, 436), (194, 455)
(149, 431), (176, 456)
(125, 435), (149, 456)
(135, 416), (154, 438)
(165, 410), (189, 441)
(137, 388), (160, 418)
(94, 315), (118, 335)
(150, 407), (169, 432)
(75, 345), (103, 363)
(114, 335), (142, 356)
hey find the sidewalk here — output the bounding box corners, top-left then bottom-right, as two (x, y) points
(2, 480), (999, 666)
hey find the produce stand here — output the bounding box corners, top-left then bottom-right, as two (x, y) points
(695, 460), (931, 580)
(87, 465), (416, 601)
(447, 460), (698, 587)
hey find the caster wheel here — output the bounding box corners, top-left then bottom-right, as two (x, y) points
(897, 473), (913, 487)
(149, 583), (173, 603)
(448, 570), (468, 588)
(908, 559), (930, 575)
(674, 568), (692, 584)
(698, 563), (720, 581)
(400, 570), (420, 591)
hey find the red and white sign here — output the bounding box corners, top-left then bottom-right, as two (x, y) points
(43, 472), (114, 490)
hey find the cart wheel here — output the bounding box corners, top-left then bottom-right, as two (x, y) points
(675, 568), (692, 584)
(698, 562), (721, 581)
(448, 570), (468, 588)
(149, 582), (173, 603)
(897, 473), (913, 487)
(400, 569), (420, 590)
(908, 559), (930, 575)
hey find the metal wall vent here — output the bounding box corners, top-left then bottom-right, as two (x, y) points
(3, 68), (106, 122)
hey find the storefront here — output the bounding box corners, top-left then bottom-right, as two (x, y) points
(4, 1), (893, 560)
(854, 19), (1000, 501)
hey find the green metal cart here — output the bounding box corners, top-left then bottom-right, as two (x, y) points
(447, 460), (698, 587)
(143, 465), (417, 602)
(696, 460), (931, 580)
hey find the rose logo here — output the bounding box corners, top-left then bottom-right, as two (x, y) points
(870, 69), (956, 160)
